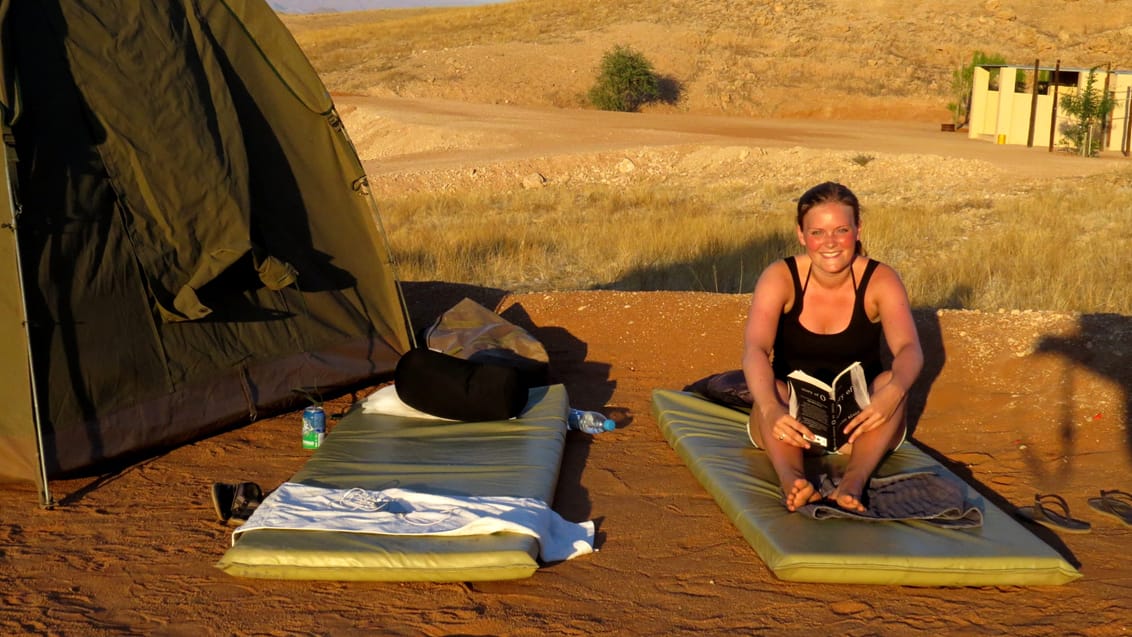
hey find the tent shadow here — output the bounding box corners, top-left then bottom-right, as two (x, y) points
(600, 233), (795, 294)
(400, 281), (610, 522)
(400, 281), (512, 343)
(499, 301), (615, 524)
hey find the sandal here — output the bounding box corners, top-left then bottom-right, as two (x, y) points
(210, 482), (237, 523)
(1016, 493), (1092, 534)
(227, 482), (264, 526)
(210, 481), (264, 525)
(1087, 490), (1132, 527)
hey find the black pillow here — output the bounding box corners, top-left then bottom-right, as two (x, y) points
(394, 348), (527, 421)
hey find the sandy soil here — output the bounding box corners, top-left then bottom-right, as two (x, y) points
(3, 96), (1132, 635)
(336, 94), (1128, 190)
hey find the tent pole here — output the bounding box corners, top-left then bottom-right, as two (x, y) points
(359, 178), (418, 350)
(2, 129), (54, 509)
(328, 106), (418, 350)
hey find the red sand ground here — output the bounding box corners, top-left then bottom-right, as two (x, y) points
(2, 98), (1131, 636)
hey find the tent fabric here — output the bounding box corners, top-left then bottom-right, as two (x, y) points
(653, 389), (1082, 586)
(0, 0), (412, 489)
(216, 384), (570, 581)
(0, 141), (39, 483)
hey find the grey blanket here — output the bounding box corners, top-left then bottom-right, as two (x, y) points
(799, 471), (983, 528)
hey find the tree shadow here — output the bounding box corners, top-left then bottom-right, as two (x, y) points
(899, 291), (1131, 569)
(912, 437), (1083, 568)
(656, 74), (684, 106)
(1033, 313), (1132, 464)
(899, 296), (1087, 567)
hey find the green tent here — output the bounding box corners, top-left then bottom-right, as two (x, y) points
(0, 0), (414, 506)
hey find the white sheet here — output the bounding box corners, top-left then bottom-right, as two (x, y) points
(359, 384), (456, 421)
(232, 483), (595, 563)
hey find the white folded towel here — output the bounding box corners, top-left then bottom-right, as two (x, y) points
(359, 384), (456, 420)
(232, 482), (595, 563)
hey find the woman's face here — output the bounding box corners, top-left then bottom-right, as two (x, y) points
(796, 202), (859, 273)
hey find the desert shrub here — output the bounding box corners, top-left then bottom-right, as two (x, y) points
(588, 45), (661, 112)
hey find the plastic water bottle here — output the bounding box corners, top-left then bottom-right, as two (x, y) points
(567, 408), (616, 434)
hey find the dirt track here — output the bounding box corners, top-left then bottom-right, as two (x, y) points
(337, 95), (1129, 182)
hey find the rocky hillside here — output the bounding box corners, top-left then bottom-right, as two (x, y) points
(281, 0), (1132, 120)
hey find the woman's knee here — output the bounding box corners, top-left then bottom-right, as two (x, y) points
(747, 415), (762, 448)
(749, 380), (789, 448)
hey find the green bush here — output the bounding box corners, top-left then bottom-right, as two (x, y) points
(588, 45), (661, 112)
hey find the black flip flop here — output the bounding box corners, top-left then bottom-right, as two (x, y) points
(1087, 490), (1132, 527)
(1017, 493), (1092, 534)
(210, 482), (237, 523)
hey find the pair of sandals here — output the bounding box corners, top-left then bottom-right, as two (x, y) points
(1017, 490), (1132, 534)
(210, 481), (265, 526)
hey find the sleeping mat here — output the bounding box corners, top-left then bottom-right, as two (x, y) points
(652, 389), (1081, 586)
(215, 384), (570, 581)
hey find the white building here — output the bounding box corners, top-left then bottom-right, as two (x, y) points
(968, 63), (1132, 155)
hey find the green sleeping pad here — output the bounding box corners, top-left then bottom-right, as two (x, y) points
(216, 384), (568, 581)
(653, 389), (1081, 586)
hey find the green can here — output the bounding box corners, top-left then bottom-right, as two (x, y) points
(301, 406), (326, 449)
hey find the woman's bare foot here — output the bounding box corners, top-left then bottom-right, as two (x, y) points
(785, 478), (821, 511)
(832, 491), (866, 512)
(830, 480), (867, 513)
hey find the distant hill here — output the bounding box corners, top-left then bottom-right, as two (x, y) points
(270, 0), (501, 14)
(281, 0), (1132, 122)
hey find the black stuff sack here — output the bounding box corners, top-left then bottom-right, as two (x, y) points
(683, 369), (753, 409)
(394, 348), (527, 422)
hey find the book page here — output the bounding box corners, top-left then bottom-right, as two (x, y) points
(786, 362), (871, 450)
(786, 368), (833, 394)
(829, 364), (871, 448)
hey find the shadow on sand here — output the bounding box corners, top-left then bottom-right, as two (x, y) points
(400, 281), (615, 537)
(907, 309), (1132, 568)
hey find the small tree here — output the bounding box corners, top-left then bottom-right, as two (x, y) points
(1059, 66), (1116, 157)
(947, 51), (1008, 128)
(588, 45), (661, 113)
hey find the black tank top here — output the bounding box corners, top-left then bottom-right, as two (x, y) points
(772, 256), (884, 385)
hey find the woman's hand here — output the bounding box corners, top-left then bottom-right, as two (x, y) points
(763, 404), (813, 449)
(844, 381), (904, 443)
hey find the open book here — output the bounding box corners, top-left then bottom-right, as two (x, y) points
(786, 362), (871, 451)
